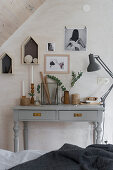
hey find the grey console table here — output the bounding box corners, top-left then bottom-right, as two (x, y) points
(13, 105), (104, 152)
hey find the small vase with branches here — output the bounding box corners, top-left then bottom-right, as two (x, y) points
(47, 71), (83, 103)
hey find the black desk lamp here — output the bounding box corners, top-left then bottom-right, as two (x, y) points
(87, 53), (113, 107)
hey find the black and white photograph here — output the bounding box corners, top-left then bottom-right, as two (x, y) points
(44, 54), (70, 74)
(65, 27), (87, 51)
(47, 42), (55, 51)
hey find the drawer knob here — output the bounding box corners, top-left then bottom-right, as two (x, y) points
(74, 113), (82, 117)
(33, 113), (41, 117)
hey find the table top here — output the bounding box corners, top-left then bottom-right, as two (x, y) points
(13, 104), (105, 111)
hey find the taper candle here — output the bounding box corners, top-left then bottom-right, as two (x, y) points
(31, 65), (34, 83)
(22, 80), (25, 96)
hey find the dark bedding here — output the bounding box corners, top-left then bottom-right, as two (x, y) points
(9, 143), (113, 170)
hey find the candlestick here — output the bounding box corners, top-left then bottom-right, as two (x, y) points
(31, 65), (34, 83)
(30, 83), (34, 104)
(22, 80), (25, 96)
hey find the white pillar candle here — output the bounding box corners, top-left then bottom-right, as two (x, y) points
(31, 65), (34, 84)
(22, 80), (25, 96)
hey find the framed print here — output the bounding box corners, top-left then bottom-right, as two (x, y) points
(47, 42), (55, 51)
(44, 54), (70, 74)
(65, 26), (87, 51)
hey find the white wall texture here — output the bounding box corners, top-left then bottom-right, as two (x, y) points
(0, 0), (113, 152)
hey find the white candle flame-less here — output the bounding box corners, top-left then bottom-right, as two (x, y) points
(22, 80), (25, 96)
(31, 65), (34, 84)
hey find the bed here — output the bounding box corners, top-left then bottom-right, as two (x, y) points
(1, 143), (113, 170)
(0, 149), (43, 170)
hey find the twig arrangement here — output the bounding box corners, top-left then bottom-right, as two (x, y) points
(47, 71), (83, 91)
(71, 71), (83, 87)
(40, 72), (51, 104)
(47, 75), (67, 91)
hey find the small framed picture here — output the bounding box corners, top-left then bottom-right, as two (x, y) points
(44, 54), (70, 74)
(47, 42), (55, 51)
(65, 26), (87, 51)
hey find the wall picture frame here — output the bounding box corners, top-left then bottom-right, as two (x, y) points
(47, 42), (55, 52)
(44, 54), (70, 74)
(65, 26), (87, 51)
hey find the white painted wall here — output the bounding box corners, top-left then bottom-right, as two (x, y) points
(0, 0), (113, 152)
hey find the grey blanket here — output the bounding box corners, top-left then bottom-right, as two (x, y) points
(9, 144), (113, 170)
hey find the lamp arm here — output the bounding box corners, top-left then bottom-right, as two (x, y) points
(94, 56), (113, 107)
(101, 84), (113, 107)
(95, 56), (113, 78)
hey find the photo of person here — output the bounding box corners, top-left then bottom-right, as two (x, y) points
(65, 27), (87, 51)
(47, 43), (55, 51)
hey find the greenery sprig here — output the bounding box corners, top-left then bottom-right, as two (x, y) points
(71, 71), (83, 87)
(47, 75), (67, 91)
(28, 84), (40, 97)
(47, 71), (83, 92)
(28, 93), (35, 97)
(37, 84), (40, 94)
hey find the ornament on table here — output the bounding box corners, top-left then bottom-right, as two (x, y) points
(33, 58), (38, 64)
(24, 55), (33, 64)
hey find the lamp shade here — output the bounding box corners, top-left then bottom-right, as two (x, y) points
(87, 54), (101, 72)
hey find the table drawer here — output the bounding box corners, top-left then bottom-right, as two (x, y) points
(59, 111), (98, 121)
(19, 110), (56, 120)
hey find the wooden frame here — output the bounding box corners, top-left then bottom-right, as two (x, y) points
(47, 42), (55, 52)
(21, 36), (39, 64)
(44, 54), (70, 74)
(0, 53), (13, 74)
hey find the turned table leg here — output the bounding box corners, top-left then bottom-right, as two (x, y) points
(93, 122), (97, 144)
(13, 121), (19, 152)
(95, 122), (102, 144)
(23, 122), (28, 150)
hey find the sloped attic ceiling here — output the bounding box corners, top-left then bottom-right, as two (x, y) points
(0, 0), (45, 46)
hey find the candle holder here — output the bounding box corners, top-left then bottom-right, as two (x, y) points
(20, 96), (30, 106)
(22, 96), (26, 99)
(20, 96), (26, 105)
(30, 83), (35, 104)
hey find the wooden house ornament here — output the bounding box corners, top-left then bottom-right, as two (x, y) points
(22, 36), (39, 64)
(0, 53), (13, 74)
